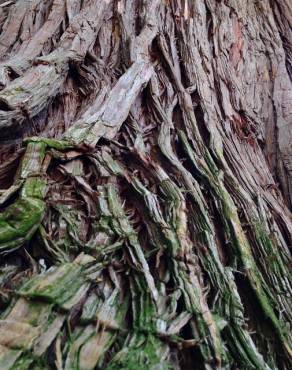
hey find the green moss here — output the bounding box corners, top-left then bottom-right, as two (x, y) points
(18, 262), (86, 308)
(20, 142), (46, 178)
(21, 177), (46, 200)
(0, 142), (48, 253)
(24, 136), (74, 150)
(0, 197), (45, 251)
(10, 353), (34, 370)
(108, 334), (171, 370)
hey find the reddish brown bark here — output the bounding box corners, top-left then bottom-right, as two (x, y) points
(0, 1), (291, 369)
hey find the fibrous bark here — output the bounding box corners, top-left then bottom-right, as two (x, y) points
(0, 1), (291, 369)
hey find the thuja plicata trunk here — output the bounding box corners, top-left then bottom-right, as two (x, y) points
(0, 1), (291, 369)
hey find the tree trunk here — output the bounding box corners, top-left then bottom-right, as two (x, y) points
(0, 1), (291, 369)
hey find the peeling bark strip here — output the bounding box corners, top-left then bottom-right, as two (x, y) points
(0, 1), (291, 369)
(0, 0), (65, 87)
(0, 0), (110, 142)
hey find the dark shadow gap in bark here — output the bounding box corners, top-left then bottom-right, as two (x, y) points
(0, 99), (13, 111)
(205, 2), (216, 60)
(191, 90), (211, 147)
(179, 320), (205, 370)
(234, 271), (288, 370)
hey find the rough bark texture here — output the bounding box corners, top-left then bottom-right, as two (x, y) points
(0, 1), (291, 369)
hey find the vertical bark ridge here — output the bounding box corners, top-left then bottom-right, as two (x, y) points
(0, 0), (291, 369)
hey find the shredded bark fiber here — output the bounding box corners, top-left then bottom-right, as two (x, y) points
(0, 1), (291, 369)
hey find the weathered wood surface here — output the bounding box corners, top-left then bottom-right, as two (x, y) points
(0, 1), (291, 369)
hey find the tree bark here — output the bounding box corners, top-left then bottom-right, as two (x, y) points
(0, 1), (291, 369)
